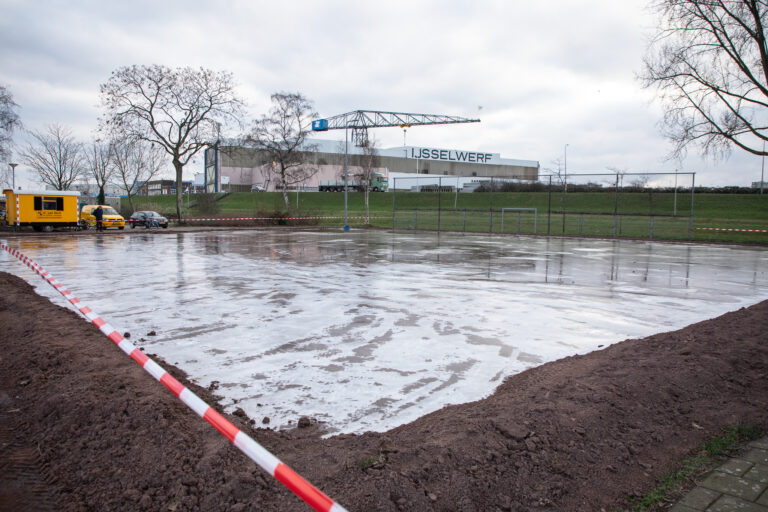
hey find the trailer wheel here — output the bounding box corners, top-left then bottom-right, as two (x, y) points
(41, 225), (53, 233)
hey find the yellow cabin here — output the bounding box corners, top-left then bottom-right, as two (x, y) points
(3, 189), (81, 232)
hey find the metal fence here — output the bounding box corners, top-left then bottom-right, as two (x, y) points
(390, 172), (696, 240)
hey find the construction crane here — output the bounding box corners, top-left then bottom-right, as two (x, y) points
(311, 110), (481, 146)
(311, 110), (481, 229)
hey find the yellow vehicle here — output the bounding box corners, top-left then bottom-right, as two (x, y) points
(80, 204), (126, 230)
(3, 189), (81, 232)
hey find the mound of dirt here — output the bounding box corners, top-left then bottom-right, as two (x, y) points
(1, 270), (766, 511)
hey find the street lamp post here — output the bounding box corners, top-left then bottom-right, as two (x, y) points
(9, 163), (18, 189)
(343, 125), (349, 230)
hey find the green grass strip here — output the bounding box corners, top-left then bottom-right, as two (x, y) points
(625, 423), (763, 511)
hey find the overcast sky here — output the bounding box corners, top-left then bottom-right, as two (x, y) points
(1, 0), (764, 188)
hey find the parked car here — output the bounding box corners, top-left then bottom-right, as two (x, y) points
(129, 210), (169, 229)
(251, 184), (266, 192)
(80, 204), (125, 230)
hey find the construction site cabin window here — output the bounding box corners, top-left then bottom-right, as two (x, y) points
(33, 196), (64, 211)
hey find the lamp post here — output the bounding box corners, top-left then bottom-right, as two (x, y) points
(9, 163), (18, 189)
(343, 125), (349, 230)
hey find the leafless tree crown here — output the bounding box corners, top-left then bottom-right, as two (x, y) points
(112, 138), (165, 211)
(1, 84), (22, 163)
(21, 124), (86, 190)
(246, 92), (319, 210)
(99, 65), (244, 219)
(641, 0), (768, 159)
(85, 140), (115, 200)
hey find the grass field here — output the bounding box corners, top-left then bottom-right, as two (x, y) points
(125, 190), (768, 244)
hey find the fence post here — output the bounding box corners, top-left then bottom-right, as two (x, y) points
(414, 208), (418, 230)
(613, 174), (619, 237)
(688, 173), (696, 240)
(392, 177), (397, 231)
(547, 175), (552, 234)
(517, 212), (521, 234)
(650, 215), (654, 240)
(463, 209), (467, 233)
(438, 177), (442, 232)
(579, 214), (583, 236)
(489, 177), (494, 233)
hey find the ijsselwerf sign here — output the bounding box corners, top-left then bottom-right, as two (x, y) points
(407, 147), (498, 164)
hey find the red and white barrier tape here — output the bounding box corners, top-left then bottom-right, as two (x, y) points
(0, 242), (348, 512)
(697, 227), (768, 233)
(172, 215), (384, 222)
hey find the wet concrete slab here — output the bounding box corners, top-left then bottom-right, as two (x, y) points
(2, 230), (767, 434)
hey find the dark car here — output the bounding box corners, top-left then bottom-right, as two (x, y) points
(129, 211), (169, 229)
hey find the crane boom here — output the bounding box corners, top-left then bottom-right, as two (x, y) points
(312, 110), (480, 146)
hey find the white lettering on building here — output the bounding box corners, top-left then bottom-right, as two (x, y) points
(409, 147), (496, 164)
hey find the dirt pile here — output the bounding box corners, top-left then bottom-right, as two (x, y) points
(1, 271), (766, 511)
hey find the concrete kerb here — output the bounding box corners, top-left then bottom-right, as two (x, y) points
(0, 241), (349, 512)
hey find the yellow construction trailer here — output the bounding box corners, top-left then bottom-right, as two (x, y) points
(3, 189), (81, 232)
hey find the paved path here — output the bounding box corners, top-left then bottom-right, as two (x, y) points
(672, 437), (768, 512)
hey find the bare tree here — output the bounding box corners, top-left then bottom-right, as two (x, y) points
(359, 138), (381, 224)
(630, 175), (650, 189)
(85, 140), (114, 204)
(21, 124), (85, 190)
(0, 84), (21, 164)
(99, 65), (244, 221)
(246, 92), (318, 212)
(641, 0), (768, 159)
(112, 138), (165, 212)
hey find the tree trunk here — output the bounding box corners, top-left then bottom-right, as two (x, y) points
(281, 185), (291, 213)
(97, 186), (105, 206)
(174, 158), (184, 223)
(364, 187), (370, 224)
(280, 167), (291, 213)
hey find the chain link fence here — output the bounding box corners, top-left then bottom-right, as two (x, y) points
(390, 172), (696, 240)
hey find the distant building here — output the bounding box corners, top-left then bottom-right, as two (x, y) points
(137, 180), (196, 196)
(69, 182), (127, 197)
(751, 180), (766, 189)
(203, 139), (539, 193)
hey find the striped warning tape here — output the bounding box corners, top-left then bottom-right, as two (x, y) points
(696, 227), (768, 233)
(173, 215), (385, 222)
(0, 242), (348, 512)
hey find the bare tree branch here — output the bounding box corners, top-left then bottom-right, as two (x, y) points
(245, 92), (318, 212)
(99, 65), (244, 221)
(85, 140), (115, 204)
(0, 84), (22, 174)
(20, 124), (86, 191)
(641, 0), (768, 159)
(112, 138), (165, 212)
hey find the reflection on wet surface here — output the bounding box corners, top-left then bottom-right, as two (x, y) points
(2, 230), (767, 434)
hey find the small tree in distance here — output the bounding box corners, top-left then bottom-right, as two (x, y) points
(99, 65), (244, 221)
(112, 138), (165, 212)
(21, 124), (86, 190)
(246, 92), (319, 212)
(85, 140), (114, 204)
(359, 138), (381, 224)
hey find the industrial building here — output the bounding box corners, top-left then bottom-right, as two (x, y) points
(203, 139), (539, 192)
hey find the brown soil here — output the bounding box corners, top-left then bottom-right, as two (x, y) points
(1, 270), (767, 512)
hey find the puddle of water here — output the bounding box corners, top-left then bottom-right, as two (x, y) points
(2, 231), (767, 434)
